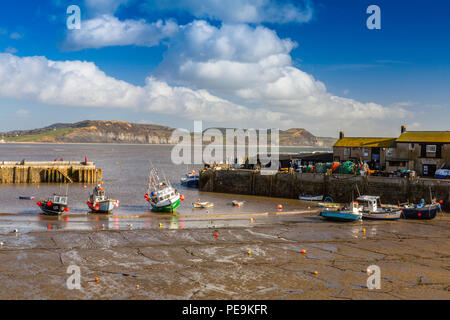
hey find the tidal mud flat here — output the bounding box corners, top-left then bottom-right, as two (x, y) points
(0, 212), (449, 300)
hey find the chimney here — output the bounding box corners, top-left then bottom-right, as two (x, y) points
(401, 125), (407, 134)
(339, 131), (344, 139)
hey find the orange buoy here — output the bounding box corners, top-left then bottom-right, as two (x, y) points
(301, 249), (306, 255)
(248, 250), (251, 255)
(214, 233), (219, 238)
(36, 201), (41, 206)
(250, 218), (254, 222)
(277, 204), (283, 210)
(47, 202), (52, 207)
(64, 207), (70, 212)
(180, 195), (185, 201)
(362, 228), (366, 234)
(94, 277), (99, 282)
(418, 213), (422, 217)
(314, 271), (318, 275)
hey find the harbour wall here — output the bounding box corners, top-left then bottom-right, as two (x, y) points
(199, 169), (450, 210)
(0, 161), (102, 184)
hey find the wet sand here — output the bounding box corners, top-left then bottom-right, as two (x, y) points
(0, 211), (449, 300)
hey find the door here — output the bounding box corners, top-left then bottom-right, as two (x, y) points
(423, 164), (437, 177)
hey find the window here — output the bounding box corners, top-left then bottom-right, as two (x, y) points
(362, 148), (369, 157)
(386, 148), (393, 157)
(344, 148), (350, 156)
(409, 143), (415, 150)
(426, 145), (437, 153)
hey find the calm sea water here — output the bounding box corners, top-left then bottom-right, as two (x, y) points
(0, 143), (329, 233)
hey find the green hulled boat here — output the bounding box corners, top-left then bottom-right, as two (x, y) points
(145, 167), (181, 213)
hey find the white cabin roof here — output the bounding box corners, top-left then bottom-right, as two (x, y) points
(356, 195), (380, 201)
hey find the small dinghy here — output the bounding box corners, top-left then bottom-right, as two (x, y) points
(318, 202), (343, 209)
(87, 184), (119, 214)
(299, 195), (323, 201)
(192, 201), (214, 209)
(320, 202), (362, 222)
(356, 195), (401, 220)
(232, 200), (245, 207)
(402, 199), (441, 220)
(37, 194), (69, 216)
(19, 196), (35, 200)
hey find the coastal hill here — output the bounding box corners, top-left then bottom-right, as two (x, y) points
(0, 120), (336, 147)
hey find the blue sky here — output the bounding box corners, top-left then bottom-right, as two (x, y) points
(0, 0), (449, 137)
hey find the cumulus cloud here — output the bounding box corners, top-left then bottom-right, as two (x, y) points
(64, 15), (179, 50)
(154, 21), (407, 134)
(143, 0), (313, 24)
(0, 53), (287, 127)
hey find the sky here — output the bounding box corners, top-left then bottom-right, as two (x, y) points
(0, 0), (449, 137)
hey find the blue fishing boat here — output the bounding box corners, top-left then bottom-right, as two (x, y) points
(181, 171), (199, 187)
(87, 185), (119, 214)
(402, 199), (441, 220)
(320, 202), (363, 222)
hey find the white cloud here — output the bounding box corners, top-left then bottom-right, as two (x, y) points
(153, 21), (408, 135)
(0, 53), (286, 128)
(64, 15), (179, 50)
(144, 0), (313, 24)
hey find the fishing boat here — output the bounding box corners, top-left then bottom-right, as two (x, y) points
(299, 195), (324, 201)
(232, 200), (245, 207)
(87, 184), (119, 214)
(402, 199), (441, 220)
(145, 167), (180, 213)
(36, 194), (69, 216)
(319, 202), (363, 222)
(181, 171), (199, 187)
(356, 195), (401, 220)
(192, 201), (214, 209)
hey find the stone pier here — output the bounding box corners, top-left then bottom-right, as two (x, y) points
(0, 161), (102, 184)
(200, 168), (450, 210)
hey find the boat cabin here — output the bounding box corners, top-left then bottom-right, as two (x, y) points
(356, 195), (381, 212)
(51, 195), (68, 205)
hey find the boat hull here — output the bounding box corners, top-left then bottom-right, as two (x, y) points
(88, 200), (116, 214)
(40, 203), (67, 216)
(402, 205), (439, 220)
(181, 180), (199, 187)
(299, 195), (324, 201)
(362, 209), (402, 220)
(151, 198), (180, 213)
(320, 211), (362, 222)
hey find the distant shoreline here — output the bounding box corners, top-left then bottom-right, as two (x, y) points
(0, 141), (332, 148)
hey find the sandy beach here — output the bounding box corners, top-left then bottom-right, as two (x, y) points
(0, 211), (448, 300)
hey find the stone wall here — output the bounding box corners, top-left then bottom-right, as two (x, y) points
(200, 169), (450, 210)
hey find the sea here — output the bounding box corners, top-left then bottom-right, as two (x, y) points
(0, 143), (330, 233)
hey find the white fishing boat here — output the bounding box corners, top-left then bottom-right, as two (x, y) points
(145, 167), (180, 213)
(356, 195), (401, 220)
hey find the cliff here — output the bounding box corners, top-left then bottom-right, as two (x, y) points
(1, 121), (336, 147)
